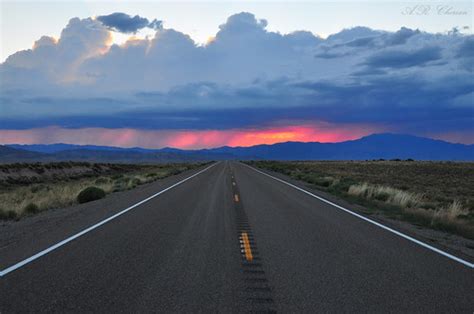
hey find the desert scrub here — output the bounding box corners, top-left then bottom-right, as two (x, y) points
(348, 183), (422, 208)
(0, 162), (207, 219)
(24, 203), (40, 214)
(0, 208), (18, 220)
(77, 187), (106, 204)
(95, 177), (109, 184)
(432, 200), (468, 221)
(0, 178), (115, 217)
(249, 160), (474, 239)
(345, 182), (473, 237)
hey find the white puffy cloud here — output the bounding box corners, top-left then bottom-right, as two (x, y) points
(2, 17), (111, 89)
(74, 12), (325, 91)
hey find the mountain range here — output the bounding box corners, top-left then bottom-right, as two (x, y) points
(1, 133), (473, 163)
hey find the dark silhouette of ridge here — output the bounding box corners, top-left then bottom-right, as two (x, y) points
(3, 133), (473, 162)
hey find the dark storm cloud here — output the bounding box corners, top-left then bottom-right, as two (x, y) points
(97, 13), (162, 33)
(364, 46), (442, 69)
(2, 75), (473, 136)
(456, 37), (474, 58)
(344, 37), (376, 47)
(314, 51), (350, 59)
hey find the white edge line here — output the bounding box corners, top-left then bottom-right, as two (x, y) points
(242, 163), (474, 269)
(0, 162), (218, 277)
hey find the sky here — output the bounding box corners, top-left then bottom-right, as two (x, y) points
(0, 1), (473, 148)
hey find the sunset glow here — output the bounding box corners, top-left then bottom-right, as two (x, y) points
(0, 123), (382, 149)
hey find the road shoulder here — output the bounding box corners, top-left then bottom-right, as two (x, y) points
(0, 164), (213, 270)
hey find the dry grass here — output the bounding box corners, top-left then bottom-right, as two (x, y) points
(348, 183), (423, 208)
(0, 179), (113, 215)
(0, 162), (206, 219)
(433, 200), (469, 222)
(347, 182), (470, 230)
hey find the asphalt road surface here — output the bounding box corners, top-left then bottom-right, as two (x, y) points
(1, 161), (473, 312)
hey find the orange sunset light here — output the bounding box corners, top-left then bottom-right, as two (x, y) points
(0, 124), (380, 149)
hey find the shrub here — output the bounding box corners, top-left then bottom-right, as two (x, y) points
(112, 184), (123, 192)
(115, 177), (130, 184)
(374, 192), (390, 202)
(328, 178), (357, 195)
(169, 169), (181, 176)
(348, 183), (422, 208)
(313, 177), (334, 187)
(131, 178), (142, 185)
(77, 187), (106, 204)
(24, 203), (39, 214)
(433, 200), (468, 222)
(348, 183), (370, 197)
(0, 208), (18, 220)
(30, 185), (45, 193)
(95, 177), (109, 184)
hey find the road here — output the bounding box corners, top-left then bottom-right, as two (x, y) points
(0, 161), (473, 312)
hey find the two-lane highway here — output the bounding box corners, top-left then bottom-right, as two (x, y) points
(1, 161), (473, 312)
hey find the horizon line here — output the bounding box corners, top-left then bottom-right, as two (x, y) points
(3, 133), (472, 151)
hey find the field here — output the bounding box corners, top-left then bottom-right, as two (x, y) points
(0, 161), (207, 219)
(248, 160), (474, 240)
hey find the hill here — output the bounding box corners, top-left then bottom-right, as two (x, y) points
(203, 134), (474, 160)
(3, 133), (474, 162)
(0, 145), (46, 162)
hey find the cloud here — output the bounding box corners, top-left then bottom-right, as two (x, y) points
(326, 26), (382, 42)
(363, 46), (442, 68)
(1, 12), (473, 146)
(96, 12), (162, 33)
(344, 36), (377, 48)
(385, 27), (420, 45)
(148, 19), (163, 30)
(2, 17), (111, 89)
(218, 12), (268, 34)
(314, 51), (350, 59)
(456, 36), (474, 57)
(455, 36), (474, 72)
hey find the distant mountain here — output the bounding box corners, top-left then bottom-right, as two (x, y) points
(0, 145), (46, 162)
(0, 145), (235, 163)
(203, 133), (474, 161)
(202, 134), (474, 160)
(3, 133), (474, 162)
(7, 143), (162, 154)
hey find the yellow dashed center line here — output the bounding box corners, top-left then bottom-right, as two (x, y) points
(234, 194), (239, 202)
(241, 232), (253, 261)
